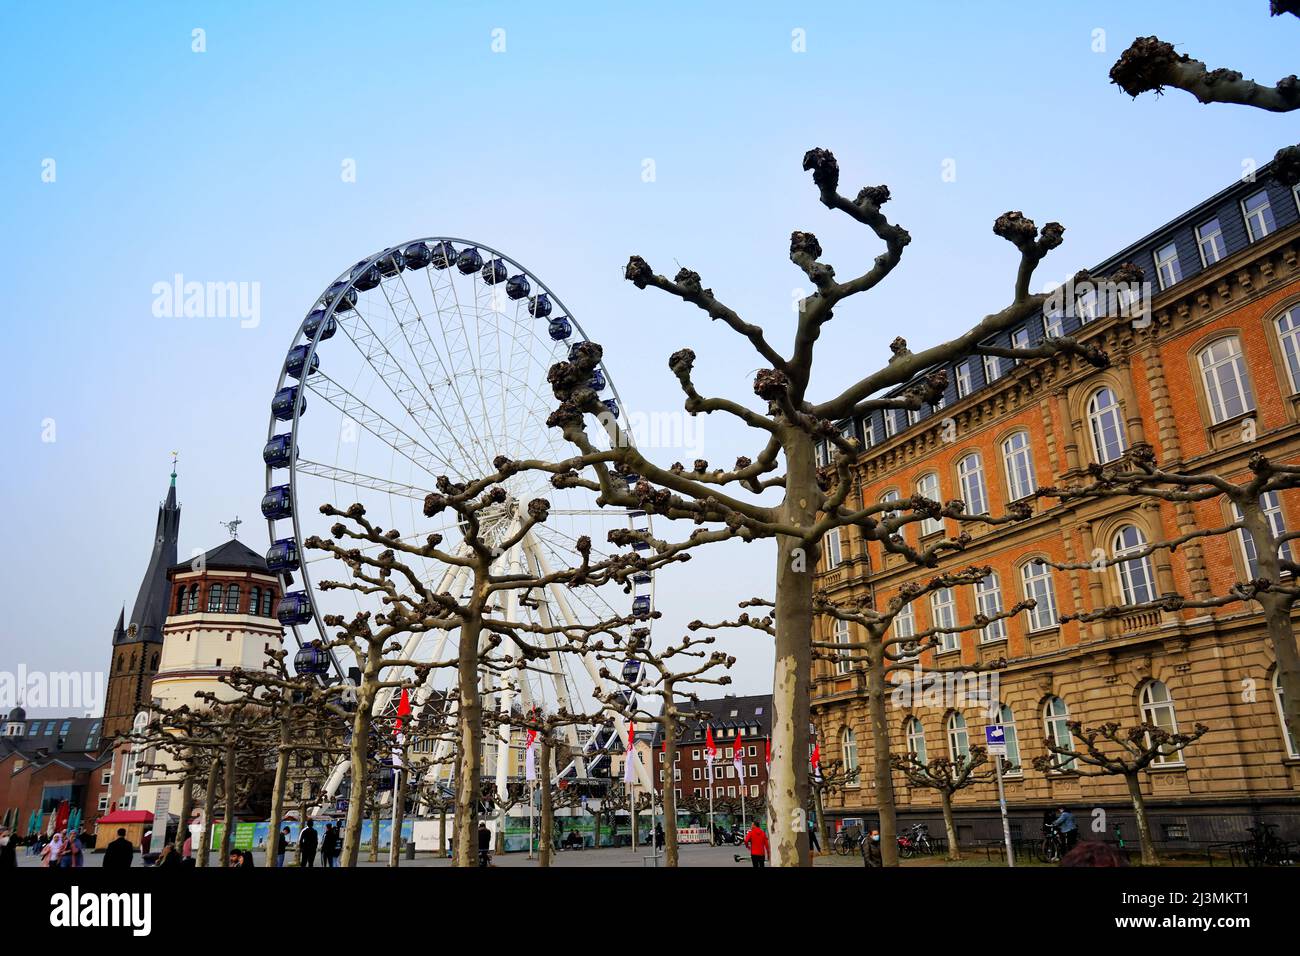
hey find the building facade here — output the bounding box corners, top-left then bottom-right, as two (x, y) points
(812, 164), (1300, 848)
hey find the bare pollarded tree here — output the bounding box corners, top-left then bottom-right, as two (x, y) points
(508, 147), (1112, 865)
(811, 565), (1032, 865)
(1038, 445), (1300, 754)
(591, 627), (735, 866)
(1033, 720), (1210, 866)
(1108, 3), (1299, 183)
(891, 745), (998, 862)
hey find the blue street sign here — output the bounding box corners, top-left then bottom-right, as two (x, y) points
(984, 724), (1007, 755)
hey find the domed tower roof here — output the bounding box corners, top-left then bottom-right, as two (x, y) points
(7, 706), (26, 722)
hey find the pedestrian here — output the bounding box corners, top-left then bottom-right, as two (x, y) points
(240, 847), (256, 868)
(322, 823), (339, 867)
(299, 822), (318, 868)
(41, 831), (62, 868)
(182, 831), (193, 861)
(809, 822), (821, 854)
(59, 831), (81, 868)
(743, 821), (768, 868)
(156, 845), (180, 868)
(276, 826), (291, 868)
(102, 828), (136, 869)
(477, 822), (492, 867)
(0, 827), (15, 868)
(1053, 806), (1079, 852)
(228, 849), (243, 868)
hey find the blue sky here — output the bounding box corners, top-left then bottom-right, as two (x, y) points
(2, 1), (1296, 707)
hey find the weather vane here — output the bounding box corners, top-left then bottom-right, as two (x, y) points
(220, 516), (242, 539)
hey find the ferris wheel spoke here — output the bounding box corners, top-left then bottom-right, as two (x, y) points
(296, 458), (435, 501)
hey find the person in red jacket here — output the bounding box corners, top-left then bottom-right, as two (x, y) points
(743, 823), (768, 868)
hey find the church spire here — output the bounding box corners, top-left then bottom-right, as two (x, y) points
(124, 463), (181, 645)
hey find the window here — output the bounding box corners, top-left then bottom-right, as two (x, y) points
(906, 406), (920, 427)
(1242, 189), (1276, 242)
(1198, 337), (1254, 423)
(207, 584), (224, 613)
(947, 713), (970, 764)
(957, 452), (988, 515)
(842, 728), (859, 776)
(1234, 493), (1291, 580)
(1010, 327), (1030, 362)
(1043, 696), (1074, 771)
(1275, 672), (1299, 758)
(1001, 431), (1036, 501)
(834, 618), (853, 676)
(955, 360), (974, 398)
(883, 410), (897, 438)
(692, 767), (701, 780)
(839, 421), (855, 445)
(262, 591), (275, 616)
(892, 603), (917, 659)
(1139, 681), (1182, 766)
(1153, 241), (1182, 290)
(224, 585), (241, 613)
(1113, 525), (1157, 605)
(1021, 560), (1058, 632)
(905, 716), (927, 762)
(175, 588), (186, 614)
(187, 585), (199, 613)
(1086, 387), (1127, 463)
(974, 573), (1006, 643)
(1277, 309), (1300, 394)
(931, 588), (957, 652)
(982, 348), (1004, 385)
(1294, 183), (1300, 216)
(1076, 286), (1097, 323)
(1043, 306), (1064, 339)
(996, 704), (1021, 772)
(880, 490), (900, 523)
(1196, 218), (1226, 267)
(815, 441), (827, 468)
(862, 418), (875, 448)
(824, 528), (842, 571)
(250, 586), (261, 616)
(916, 473), (943, 535)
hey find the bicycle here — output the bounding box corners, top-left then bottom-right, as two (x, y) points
(897, 823), (932, 859)
(1038, 823), (1065, 863)
(1244, 823), (1287, 867)
(833, 829), (862, 856)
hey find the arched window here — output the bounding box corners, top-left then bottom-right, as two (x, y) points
(262, 590), (275, 617)
(916, 473), (943, 535)
(149, 653), (159, 670)
(249, 586), (261, 616)
(879, 490), (900, 522)
(904, 717), (927, 763)
(931, 588), (957, 652)
(824, 527), (843, 570)
(892, 603), (917, 660)
(1275, 672), (1299, 759)
(957, 452), (988, 515)
(1001, 431), (1037, 501)
(946, 712), (969, 764)
(841, 728), (859, 777)
(1020, 560), (1058, 632)
(1139, 681), (1182, 766)
(1086, 387), (1127, 464)
(1043, 696), (1074, 771)
(1276, 308), (1300, 395)
(207, 584), (224, 613)
(974, 572), (1006, 643)
(224, 585), (241, 613)
(1233, 493), (1292, 580)
(1113, 525), (1157, 605)
(995, 704), (1021, 771)
(1198, 337), (1254, 424)
(175, 588), (186, 615)
(187, 585), (199, 613)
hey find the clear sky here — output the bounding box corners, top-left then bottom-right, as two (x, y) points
(2, 1), (1296, 710)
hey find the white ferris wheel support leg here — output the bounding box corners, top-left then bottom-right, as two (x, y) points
(490, 541), (525, 842)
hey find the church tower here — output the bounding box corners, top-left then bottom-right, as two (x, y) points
(103, 467), (181, 741)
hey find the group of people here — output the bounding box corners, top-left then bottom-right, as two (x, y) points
(25, 829), (90, 868)
(269, 821), (342, 867)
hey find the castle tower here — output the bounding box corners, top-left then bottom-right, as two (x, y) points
(103, 468), (181, 741)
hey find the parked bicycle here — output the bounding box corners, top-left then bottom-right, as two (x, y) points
(833, 828), (864, 856)
(1038, 823), (1066, 863)
(1244, 823), (1289, 867)
(897, 823), (933, 859)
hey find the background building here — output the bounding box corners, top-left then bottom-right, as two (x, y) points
(812, 163), (1300, 849)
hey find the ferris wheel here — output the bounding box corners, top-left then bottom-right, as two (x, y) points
(259, 239), (656, 792)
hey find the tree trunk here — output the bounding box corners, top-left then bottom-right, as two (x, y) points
(1125, 772), (1158, 866)
(812, 782), (829, 855)
(220, 741), (236, 867)
(940, 791), (961, 861)
(390, 762), (409, 868)
(340, 647), (377, 867)
(538, 735), (553, 867)
(592, 808), (603, 849)
(369, 799), (381, 863)
(1244, 503), (1300, 750)
(867, 638), (900, 866)
(663, 733), (679, 867)
(453, 588), (487, 867)
(631, 787), (640, 849)
(197, 757), (219, 868)
(266, 738), (290, 867)
(174, 771), (194, 856)
(439, 806), (448, 857)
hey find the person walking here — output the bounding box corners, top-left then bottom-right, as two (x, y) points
(1053, 806), (1079, 852)
(59, 831), (81, 868)
(299, 822), (318, 868)
(743, 821), (768, 868)
(477, 822), (492, 867)
(41, 831), (62, 868)
(102, 828), (136, 869)
(0, 827), (16, 868)
(276, 827), (291, 868)
(321, 823), (339, 867)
